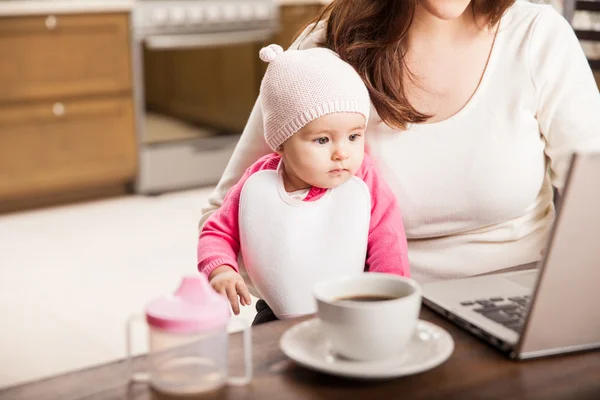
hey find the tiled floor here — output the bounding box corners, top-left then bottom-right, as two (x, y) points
(0, 188), (258, 389)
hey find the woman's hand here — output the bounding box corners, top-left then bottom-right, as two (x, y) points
(209, 265), (252, 315)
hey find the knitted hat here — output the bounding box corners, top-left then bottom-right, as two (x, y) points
(259, 44), (371, 151)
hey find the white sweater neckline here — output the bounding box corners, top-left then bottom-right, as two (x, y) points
(407, 11), (508, 132)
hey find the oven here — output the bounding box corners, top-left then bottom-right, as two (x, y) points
(132, 0), (278, 194)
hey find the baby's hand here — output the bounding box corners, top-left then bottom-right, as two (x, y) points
(209, 266), (251, 315)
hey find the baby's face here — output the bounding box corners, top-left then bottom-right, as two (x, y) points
(278, 112), (366, 190)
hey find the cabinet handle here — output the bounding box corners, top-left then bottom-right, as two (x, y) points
(45, 15), (58, 30)
(52, 102), (65, 117)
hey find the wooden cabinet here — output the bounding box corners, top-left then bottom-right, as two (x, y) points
(0, 12), (136, 212)
(0, 97), (136, 198)
(0, 13), (131, 103)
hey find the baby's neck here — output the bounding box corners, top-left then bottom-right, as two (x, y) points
(281, 163), (310, 193)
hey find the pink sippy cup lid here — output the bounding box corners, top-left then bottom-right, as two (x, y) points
(145, 275), (230, 333)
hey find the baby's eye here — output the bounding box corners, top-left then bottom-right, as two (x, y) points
(314, 137), (329, 145)
(349, 133), (361, 142)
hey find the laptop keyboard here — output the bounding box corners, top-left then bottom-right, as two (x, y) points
(460, 296), (531, 332)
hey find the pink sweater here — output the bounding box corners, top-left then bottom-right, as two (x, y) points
(198, 153), (410, 279)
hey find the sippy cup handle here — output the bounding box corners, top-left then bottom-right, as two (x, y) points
(126, 314), (151, 383)
(227, 318), (253, 386)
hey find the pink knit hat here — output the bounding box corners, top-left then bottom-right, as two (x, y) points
(259, 44), (371, 151)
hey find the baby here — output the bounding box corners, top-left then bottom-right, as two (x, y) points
(198, 44), (410, 324)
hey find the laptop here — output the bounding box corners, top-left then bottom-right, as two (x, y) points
(422, 152), (600, 360)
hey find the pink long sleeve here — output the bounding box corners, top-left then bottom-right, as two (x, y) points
(199, 153), (409, 279)
(356, 156), (410, 277)
(197, 154), (279, 278)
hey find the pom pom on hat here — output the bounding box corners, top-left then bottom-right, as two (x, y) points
(259, 44), (284, 63)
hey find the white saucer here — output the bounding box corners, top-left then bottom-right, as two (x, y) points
(280, 318), (454, 379)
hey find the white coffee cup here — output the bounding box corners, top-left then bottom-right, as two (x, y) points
(313, 272), (422, 361)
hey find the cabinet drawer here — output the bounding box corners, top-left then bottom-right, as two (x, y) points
(0, 13), (131, 102)
(0, 97), (136, 198)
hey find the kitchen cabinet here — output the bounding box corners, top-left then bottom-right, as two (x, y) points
(0, 13), (131, 103)
(0, 12), (136, 213)
(0, 97), (135, 198)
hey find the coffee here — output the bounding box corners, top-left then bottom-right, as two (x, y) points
(314, 273), (421, 361)
(336, 295), (397, 302)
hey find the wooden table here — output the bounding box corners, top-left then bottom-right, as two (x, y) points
(2, 307), (599, 400)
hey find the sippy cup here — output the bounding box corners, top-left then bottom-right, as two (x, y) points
(126, 275), (252, 395)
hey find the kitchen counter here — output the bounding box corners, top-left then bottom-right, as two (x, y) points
(0, 0), (134, 16)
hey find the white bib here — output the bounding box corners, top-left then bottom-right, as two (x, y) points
(238, 165), (371, 318)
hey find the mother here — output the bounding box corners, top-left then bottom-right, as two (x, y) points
(200, 0), (600, 283)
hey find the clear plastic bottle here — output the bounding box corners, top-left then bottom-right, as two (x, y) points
(126, 275), (252, 396)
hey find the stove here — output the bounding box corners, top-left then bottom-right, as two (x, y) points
(131, 1), (279, 194)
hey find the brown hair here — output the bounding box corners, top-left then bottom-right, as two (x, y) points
(299, 0), (515, 130)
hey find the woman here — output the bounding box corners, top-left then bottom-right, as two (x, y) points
(200, 0), (600, 283)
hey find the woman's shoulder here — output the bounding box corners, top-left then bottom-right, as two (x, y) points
(501, 2), (578, 70)
(506, 1), (555, 18)
(503, 1), (570, 36)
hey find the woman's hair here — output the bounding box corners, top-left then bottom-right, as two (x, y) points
(299, 0), (515, 130)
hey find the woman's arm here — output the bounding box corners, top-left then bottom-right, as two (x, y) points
(529, 6), (600, 193)
(199, 22), (327, 228)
